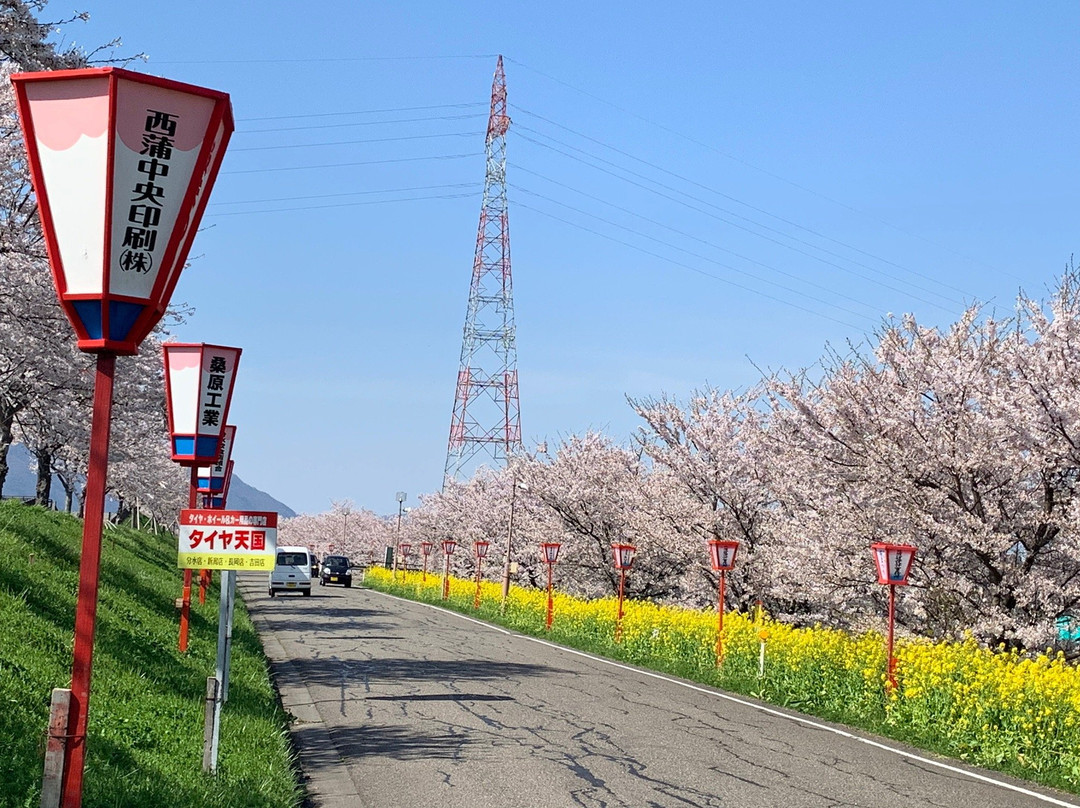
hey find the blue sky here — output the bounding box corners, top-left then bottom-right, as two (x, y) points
(61, 2), (1080, 515)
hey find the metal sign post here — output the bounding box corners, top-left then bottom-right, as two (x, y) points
(179, 509), (276, 771)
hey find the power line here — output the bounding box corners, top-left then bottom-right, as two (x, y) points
(203, 191), (477, 218)
(208, 182), (481, 207)
(512, 185), (878, 325)
(220, 152), (480, 176)
(238, 102), (487, 123)
(515, 200), (865, 331)
(153, 54), (500, 65)
(511, 169), (886, 318)
(231, 131), (484, 152)
(504, 55), (1015, 280)
(239, 112), (485, 134)
(514, 131), (956, 313)
(512, 104), (973, 299)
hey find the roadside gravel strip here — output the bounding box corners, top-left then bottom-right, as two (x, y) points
(238, 574), (1080, 808)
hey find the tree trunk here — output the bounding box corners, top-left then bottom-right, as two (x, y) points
(0, 400), (17, 498)
(57, 473), (74, 513)
(34, 448), (51, 506)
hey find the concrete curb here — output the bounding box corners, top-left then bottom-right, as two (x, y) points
(235, 575), (363, 808)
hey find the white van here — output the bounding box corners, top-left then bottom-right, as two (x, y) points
(269, 545), (313, 597)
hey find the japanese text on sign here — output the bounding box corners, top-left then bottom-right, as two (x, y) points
(178, 509), (276, 571)
(120, 109), (179, 274)
(202, 355), (227, 429)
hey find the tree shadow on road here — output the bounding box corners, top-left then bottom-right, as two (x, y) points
(365, 693), (515, 702)
(295, 723), (476, 764)
(275, 656), (567, 689)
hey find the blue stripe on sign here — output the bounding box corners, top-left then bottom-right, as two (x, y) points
(173, 436), (195, 456)
(72, 301), (102, 340)
(196, 436), (219, 457)
(108, 301), (144, 341)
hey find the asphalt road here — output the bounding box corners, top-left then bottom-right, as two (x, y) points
(236, 574), (1080, 808)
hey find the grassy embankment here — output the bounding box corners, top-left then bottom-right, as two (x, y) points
(0, 500), (301, 808)
(366, 565), (1080, 796)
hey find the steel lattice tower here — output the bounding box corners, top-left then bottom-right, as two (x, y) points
(444, 55), (521, 482)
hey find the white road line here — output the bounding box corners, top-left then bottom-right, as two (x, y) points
(367, 586), (1080, 808)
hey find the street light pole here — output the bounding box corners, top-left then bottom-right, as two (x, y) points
(502, 481), (527, 611)
(474, 540), (490, 609)
(393, 491), (406, 578)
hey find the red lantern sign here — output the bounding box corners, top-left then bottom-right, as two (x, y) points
(11, 68), (233, 355)
(441, 539), (456, 600)
(612, 543), (637, 571)
(207, 460), (234, 509)
(163, 343), (241, 465)
(197, 424), (235, 495)
(421, 541), (434, 557)
(541, 542), (561, 564)
(871, 542), (917, 585)
(399, 542), (412, 558)
(707, 539), (739, 572)
(474, 540), (491, 560)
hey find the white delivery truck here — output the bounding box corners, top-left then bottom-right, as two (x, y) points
(269, 545), (313, 597)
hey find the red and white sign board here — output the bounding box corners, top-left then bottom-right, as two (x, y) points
(178, 509), (276, 571)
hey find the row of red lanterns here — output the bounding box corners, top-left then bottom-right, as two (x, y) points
(397, 535), (917, 688)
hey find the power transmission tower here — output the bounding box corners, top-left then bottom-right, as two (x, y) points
(444, 55), (522, 482)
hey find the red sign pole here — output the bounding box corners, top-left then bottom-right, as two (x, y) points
(474, 558), (483, 609)
(545, 561), (554, 631)
(887, 584), (897, 691)
(615, 569), (627, 643)
(716, 570), (726, 666)
(60, 354), (115, 807)
(178, 468), (198, 653)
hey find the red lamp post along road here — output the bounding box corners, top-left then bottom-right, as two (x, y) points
(870, 542), (917, 690)
(10, 67), (233, 808)
(707, 539), (740, 665)
(442, 539), (457, 600)
(420, 541), (434, 583)
(398, 542), (412, 581)
(474, 540), (490, 609)
(611, 543), (637, 643)
(541, 542), (561, 630)
(163, 343), (242, 653)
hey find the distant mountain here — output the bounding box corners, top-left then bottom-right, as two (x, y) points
(225, 475), (296, 518)
(1, 443), (296, 518)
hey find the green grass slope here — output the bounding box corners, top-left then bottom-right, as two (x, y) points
(0, 501), (301, 808)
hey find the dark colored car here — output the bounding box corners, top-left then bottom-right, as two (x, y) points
(320, 554), (353, 587)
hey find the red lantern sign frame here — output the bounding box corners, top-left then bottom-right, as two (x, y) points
(541, 542), (561, 564)
(707, 539), (739, 572)
(163, 343), (242, 466)
(11, 67), (234, 355)
(870, 542), (917, 586)
(612, 542), (637, 571)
